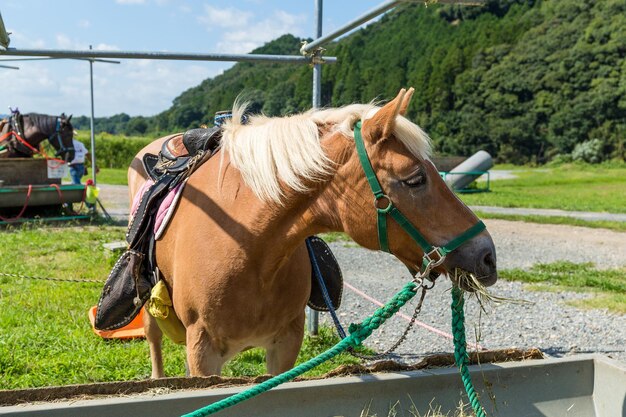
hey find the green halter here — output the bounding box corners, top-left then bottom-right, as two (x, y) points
(353, 121), (486, 270)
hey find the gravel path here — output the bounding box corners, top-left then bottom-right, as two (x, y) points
(98, 186), (626, 365)
(322, 219), (626, 366)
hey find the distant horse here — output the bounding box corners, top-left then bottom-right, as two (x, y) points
(0, 113), (75, 162)
(128, 88), (498, 378)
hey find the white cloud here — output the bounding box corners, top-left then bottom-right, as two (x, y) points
(92, 61), (221, 116)
(77, 19), (90, 29)
(55, 34), (118, 51)
(93, 43), (119, 51)
(0, 63), (67, 115)
(6, 30), (46, 48)
(198, 6), (306, 54)
(198, 5), (252, 29)
(0, 59), (221, 117)
(55, 34), (77, 49)
(114, 0), (169, 4)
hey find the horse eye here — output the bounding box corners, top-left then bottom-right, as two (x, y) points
(403, 174), (426, 188)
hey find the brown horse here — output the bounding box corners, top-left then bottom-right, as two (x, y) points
(128, 88), (497, 378)
(0, 113), (75, 161)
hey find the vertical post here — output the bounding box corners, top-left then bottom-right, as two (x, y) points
(88, 45), (97, 186)
(307, 0), (323, 336)
(312, 0), (323, 109)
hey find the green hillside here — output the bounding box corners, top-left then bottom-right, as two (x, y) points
(74, 0), (626, 163)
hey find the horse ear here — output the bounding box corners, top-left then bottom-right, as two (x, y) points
(399, 87), (415, 116)
(362, 88), (406, 143)
(67, 114), (72, 122)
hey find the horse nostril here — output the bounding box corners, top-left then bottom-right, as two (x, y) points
(482, 251), (496, 270)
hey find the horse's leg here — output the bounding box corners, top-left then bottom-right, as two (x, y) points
(185, 323), (226, 376)
(265, 312), (305, 375)
(143, 307), (165, 379)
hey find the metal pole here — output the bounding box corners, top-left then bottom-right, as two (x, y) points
(0, 56), (120, 63)
(307, 0), (324, 336)
(89, 45), (97, 186)
(301, 0), (401, 54)
(312, 0), (323, 109)
(0, 48), (337, 64)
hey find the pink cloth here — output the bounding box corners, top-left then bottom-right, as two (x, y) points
(130, 178), (186, 238)
(131, 179), (154, 216)
(154, 181), (185, 239)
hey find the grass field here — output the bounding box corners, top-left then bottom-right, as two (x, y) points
(460, 163), (626, 213)
(63, 167), (128, 186)
(500, 261), (626, 314)
(1, 162), (624, 389)
(0, 225), (363, 390)
(1, 225), (624, 389)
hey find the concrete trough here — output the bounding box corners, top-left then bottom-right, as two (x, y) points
(2, 355), (624, 417)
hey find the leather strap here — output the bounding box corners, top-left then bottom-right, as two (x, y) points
(353, 121), (485, 260)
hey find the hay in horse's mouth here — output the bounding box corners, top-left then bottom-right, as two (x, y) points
(451, 268), (526, 309)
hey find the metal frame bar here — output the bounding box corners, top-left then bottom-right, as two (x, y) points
(307, 0), (325, 336)
(0, 56), (121, 64)
(302, 0), (401, 55)
(86, 46), (114, 186)
(0, 47), (337, 64)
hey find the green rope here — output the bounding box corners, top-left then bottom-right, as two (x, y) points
(451, 286), (487, 417)
(182, 283), (487, 417)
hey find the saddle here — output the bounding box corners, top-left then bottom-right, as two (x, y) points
(95, 127), (222, 331)
(95, 127), (343, 332)
(0, 113), (32, 156)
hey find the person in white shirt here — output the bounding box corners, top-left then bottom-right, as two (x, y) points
(68, 139), (89, 184)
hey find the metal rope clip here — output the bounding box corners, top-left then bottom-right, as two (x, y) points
(412, 275), (424, 288)
(413, 250), (444, 287)
(424, 247), (446, 268)
(412, 263), (432, 287)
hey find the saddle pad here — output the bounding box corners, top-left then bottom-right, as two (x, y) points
(131, 178), (155, 215)
(306, 236), (343, 312)
(126, 175), (172, 247)
(154, 180), (186, 240)
(131, 178), (186, 240)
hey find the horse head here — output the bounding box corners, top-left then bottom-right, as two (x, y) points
(321, 88), (497, 290)
(55, 113), (75, 162)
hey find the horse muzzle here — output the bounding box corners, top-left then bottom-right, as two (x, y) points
(442, 233), (498, 291)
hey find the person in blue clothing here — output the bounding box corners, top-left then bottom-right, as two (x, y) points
(68, 139), (90, 184)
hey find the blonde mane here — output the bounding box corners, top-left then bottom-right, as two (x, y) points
(220, 102), (432, 203)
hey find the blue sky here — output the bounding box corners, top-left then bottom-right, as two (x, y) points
(0, 0), (385, 117)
